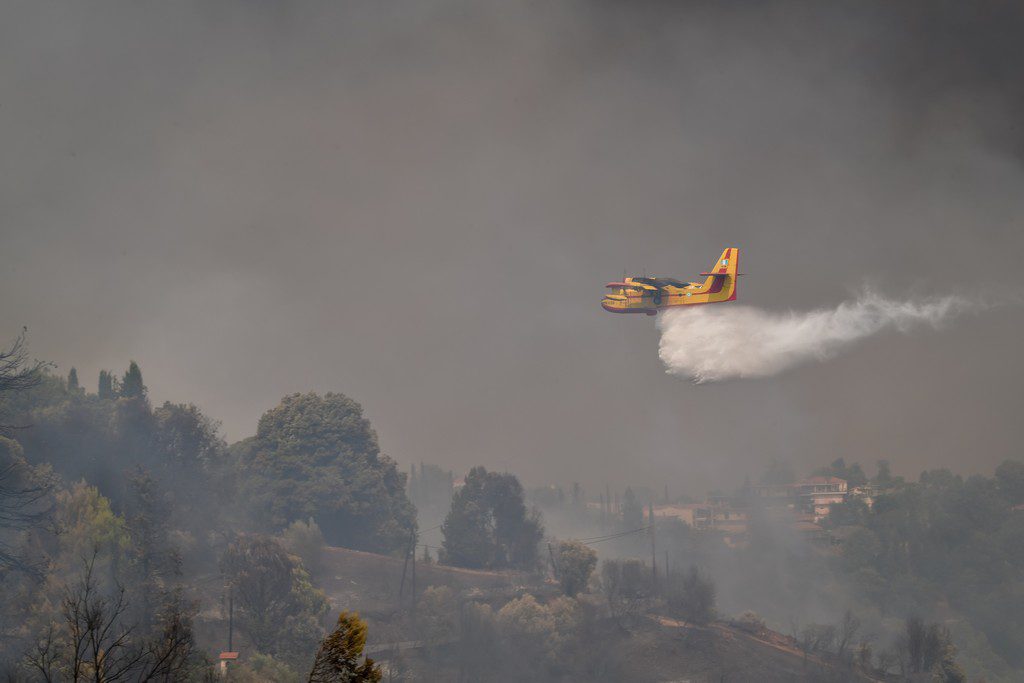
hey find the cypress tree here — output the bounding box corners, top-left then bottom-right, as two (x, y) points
(67, 367), (80, 393)
(98, 370), (114, 399)
(121, 360), (146, 399)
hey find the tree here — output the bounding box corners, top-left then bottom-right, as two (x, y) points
(455, 602), (500, 679)
(98, 370), (115, 400)
(120, 361), (146, 400)
(664, 565), (716, 625)
(875, 459), (893, 486)
(307, 611), (382, 683)
(440, 467), (543, 570)
(282, 518), (326, 578)
(66, 368), (80, 394)
(995, 459), (1024, 505)
(621, 487), (643, 530)
(416, 586), (457, 647)
(554, 540), (597, 597)
(0, 331), (56, 576)
(815, 457), (867, 488)
(0, 329), (50, 438)
(26, 551), (197, 682)
(0, 330), (47, 397)
(150, 401), (228, 532)
(440, 497), (493, 568)
(221, 535), (328, 661)
(236, 393), (415, 553)
(891, 617), (965, 682)
(125, 468), (180, 628)
(222, 535), (299, 652)
(0, 436), (54, 574)
(600, 559), (651, 622)
(495, 595), (580, 672)
(835, 609), (861, 662)
(8, 375), (229, 536)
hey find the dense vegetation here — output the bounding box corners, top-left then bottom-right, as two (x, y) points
(827, 463), (1024, 680)
(439, 466), (543, 570)
(0, 342), (418, 680)
(232, 392), (416, 553)
(2, 334), (1021, 681)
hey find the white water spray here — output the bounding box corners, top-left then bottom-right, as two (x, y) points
(657, 292), (968, 382)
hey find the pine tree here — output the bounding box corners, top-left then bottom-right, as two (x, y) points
(67, 367), (80, 393)
(308, 611), (382, 682)
(121, 361), (146, 399)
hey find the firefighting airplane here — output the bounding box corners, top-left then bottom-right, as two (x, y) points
(602, 247), (740, 315)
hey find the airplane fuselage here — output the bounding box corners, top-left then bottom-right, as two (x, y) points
(601, 248), (739, 315)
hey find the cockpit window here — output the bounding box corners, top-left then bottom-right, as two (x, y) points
(635, 277), (687, 288)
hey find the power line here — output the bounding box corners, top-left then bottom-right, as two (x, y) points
(575, 525), (651, 543)
(420, 525), (652, 554)
(557, 525), (653, 547)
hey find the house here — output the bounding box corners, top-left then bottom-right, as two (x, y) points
(747, 483), (796, 507)
(712, 506), (748, 534)
(796, 476), (848, 494)
(849, 484), (877, 509)
(794, 476), (847, 520)
(652, 503), (714, 529)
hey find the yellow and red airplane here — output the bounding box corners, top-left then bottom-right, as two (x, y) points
(602, 247), (740, 315)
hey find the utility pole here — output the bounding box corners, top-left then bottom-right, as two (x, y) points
(548, 542), (559, 581)
(411, 539), (417, 615)
(228, 584), (234, 651)
(649, 502), (657, 590)
(399, 529), (414, 608)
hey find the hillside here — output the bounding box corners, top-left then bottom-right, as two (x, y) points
(311, 546), (882, 682)
(376, 613), (882, 682)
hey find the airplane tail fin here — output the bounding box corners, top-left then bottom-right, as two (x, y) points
(699, 247), (739, 300)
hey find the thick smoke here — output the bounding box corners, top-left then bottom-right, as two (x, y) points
(658, 292), (968, 382)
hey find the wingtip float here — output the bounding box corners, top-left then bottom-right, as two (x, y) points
(602, 248), (741, 316)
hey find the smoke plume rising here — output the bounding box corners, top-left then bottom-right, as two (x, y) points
(658, 292), (968, 382)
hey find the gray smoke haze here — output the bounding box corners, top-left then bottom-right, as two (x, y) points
(2, 1), (1024, 495)
(659, 293), (969, 382)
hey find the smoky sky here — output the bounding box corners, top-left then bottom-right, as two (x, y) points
(2, 0), (1023, 495)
